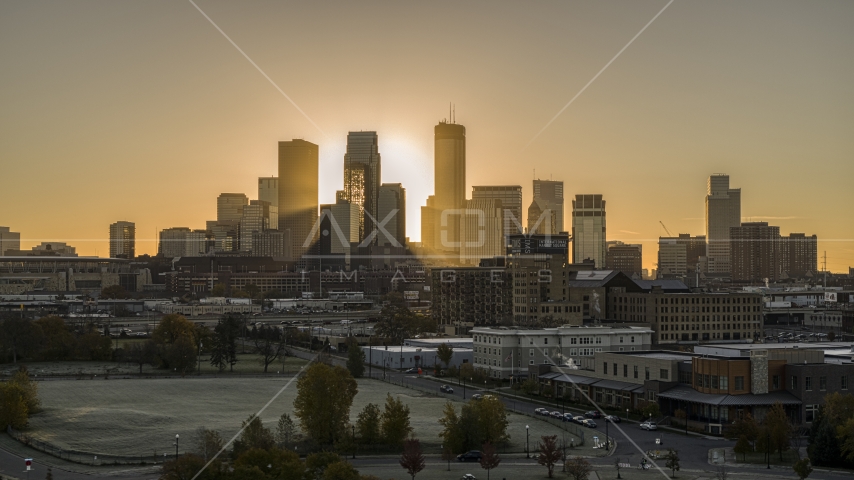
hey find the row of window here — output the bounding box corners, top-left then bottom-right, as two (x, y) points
(603, 362), (669, 380)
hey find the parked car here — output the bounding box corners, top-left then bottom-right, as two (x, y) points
(582, 419), (597, 428)
(457, 451), (482, 462)
(572, 416), (586, 424)
(534, 408), (549, 416)
(440, 385), (454, 394)
(471, 394), (483, 401)
(605, 415), (621, 423)
(404, 368), (419, 374)
(461, 475), (477, 480)
(550, 411), (564, 420)
(563, 413), (575, 422)
(640, 421), (658, 431)
(584, 410), (602, 419)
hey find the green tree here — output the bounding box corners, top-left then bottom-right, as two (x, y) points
(34, 315), (74, 360)
(211, 283), (227, 297)
(537, 435), (562, 478)
(765, 402), (793, 461)
(839, 417), (854, 463)
(100, 285), (129, 299)
(294, 363), (358, 445)
(0, 382), (29, 429)
(233, 447), (304, 480)
(125, 340), (157, 374)
(322, 461), (361, 480)
(793, 458), (813, 480)
(210, 315), (241, 372)
(469, 396), (509, 446)
(166, 334), (197, 376)
(436, 343), (453, 370)
(346, 339), (365, 378)
(375, 298), (418, 344)
(0, 315), (43, 363)
(641, 402), (661, 419)
(381, 394), (413, 447)
(399, 438), (426, 480)
(306, 452), (342, 480)
(233, 414), (275, 457)
(10, 367), (40, 413)
(275, 413), (299, 447)
(438, 401), (464, 454)
(725, 412), (759, 449)
(734, 435), (752, 461)
(160, 454), (214, 480)
(664, 448), (681, 478)
(356, 403), (382, 446)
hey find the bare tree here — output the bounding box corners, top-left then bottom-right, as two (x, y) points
(565, 456), (593, 480)
(537, 435), (562, 478)
(479, 441), (501, 480)
(715, 465), (730, 480)
(399, 438), (426, 480)
(254, 325), (287, 373)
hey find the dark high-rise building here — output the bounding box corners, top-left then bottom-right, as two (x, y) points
(341, 132), (381, 244)
(572, 194), (606, 267)
(605, 242), (643, 277)
(657, 234), (706, 278)
(278, 139), (319, 260)
(529, 179), (564, 234)
(780, 233), (818, 279)
(377, 183), (406, 247)
(421, 120), (466, 257)
(706, 174), (741, 275)
(730, 222), (780, 283)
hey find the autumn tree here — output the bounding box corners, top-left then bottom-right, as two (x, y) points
(381, 394), (413, 447)
(537, 435), (562, 478)
(479, 441), (501, 480)
(399, 438), (426, 480)
(232, 414), (275, 457)
(764, 402), (793, 461)
(154, 314), (196, 344)
(726, 412), (759, 449)
(565, 456), (593, 480)
(193, 427), (224, 462)
(356, 403), (382, 446)
(438, 397), (510, 454)
(166, 334), (198, 376)
(160, 454), (213, 480)
(664, 449), (681, 478)
(734, 435), (752, 461)
(294, 363), (358, 445)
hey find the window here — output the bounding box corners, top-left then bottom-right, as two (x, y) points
(805, 376), (812, 391)
(604, 362), (608, 375)
(720, 376), (728, 390)
(695, 373), (702, 387)
(772, 375), (779, 390)
(820, 376), (827, 391)
(712, 375), (719, 389)
(634, 365), (638, 379)
(613, 363), (618, 376)
(529, 349), (534, 357)
(624, 364), (628, 377)
(791, 376), (798, 390)
(805, 404), (819, 423)
(843, 376), (849, 390)
(645, 367), (650, 380)
(660, 369), (669, 380)
(735, 376), (745, 391)
(544, 338), (548, 345)
(529, 360), (534, 365)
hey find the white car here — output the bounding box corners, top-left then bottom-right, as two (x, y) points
(640, 421), (658, 431)
(534, 408), (549, 416)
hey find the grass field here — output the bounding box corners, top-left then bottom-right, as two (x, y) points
(25, 377), (577, 457)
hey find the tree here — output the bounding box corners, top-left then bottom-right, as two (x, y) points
(469, 396), (509, 446)
(232, 414), (275, 457)
(254, 325), (287, 373)
(193, 427), (224, 462)
(34, 315), (74, 360)
(564, 456), (593, 480)
(613, 457), (623, 479)
(165, 334), (197, 376)
(10, 367), (40, 414)
(356, 403), (382, 446)
(160, 454), (212, 480)
(233, 447), (304, 480)
(537, 435), (562, 478)
(521, 378), (539, 396)
(125, 340), (157, 374)
(375, 298), (418, 343)
(100, 285), (129, 299)
(674, 408), (687, 432)
(0, 382), (29, 429)
(210, 315), (241, 372)
(322, 461), (361, 480)
(839, 417), (854, 463)
(641, 402), (661, 419)
(438, 401), (464, 454)
(664, 448), (680, 478)
(154, 314), (196, 345)
(346, 339), (365, 378)
(765, 402), (793, 461)
(479, 441), (500, 480)
(436, 343), (454, 370)
(715, 465), (730, 480)
(306, 452), (342, 480)
(399, 438), (426, 480)
(808, 392), (854, 468)
(381, 394), (413, 447)
(294, 363), (358, 445)
(793, 458), (813, 480)
(726, 412), (759, 449)
(734, 435), (752, 461)
(211, 283), (227, 297)
(45, 467), (53, 480)
(275, 413), (299, 447)
(0, 315), (42, 363)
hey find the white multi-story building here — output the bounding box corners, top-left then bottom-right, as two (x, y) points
(470, 325), (654, 379)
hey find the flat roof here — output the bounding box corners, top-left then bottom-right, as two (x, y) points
(620, 351), (695, 361)
(700, 342), (853, 351)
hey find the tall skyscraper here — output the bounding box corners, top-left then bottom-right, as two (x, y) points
(421, 120), (466, 257)
(278, 139), (319, 260)
(780, 233), (817, 279)
(0, 226), (21, 256)
(529, 179), (564, 233)
(459, 198), (504, 265)
(572, 194), (606, 267)
(319, 201), (360, 259)
(730, 222), (780, 283)
(377, 183), (406, 247)
(217, 193), (248, 223)
(158, 227), (208, 258)
(258, 177), (278, 208)
(705, 174), (741, 275)
(109, 221), (136, 259)
(239, 200), (277, 252)
(340, 132), (381, 244)
(472, 185), (523, 242)
(657, 233), (706, 278)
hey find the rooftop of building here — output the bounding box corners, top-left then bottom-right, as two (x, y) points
(608, 351), (696, 361)
(471, 325), (653, 335)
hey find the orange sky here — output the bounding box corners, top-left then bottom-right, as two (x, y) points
(1, 1), (853, 272)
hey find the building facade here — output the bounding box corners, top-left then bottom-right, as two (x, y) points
(239, 200), (277, 253)
(472, 185), (523, 241)
(278, 139), (319, 260)
(705, 175), (741, 275)
(431, 265), (512, 335)
(377, 183), (406, 247)
(780, 233), (818, 279)
(459, 198), (505, 265)
(0, 227), (21, 256)
(530, 179), (564, 234)
(341, 132), (381, 244)
(109, 221), (136, 259)
(421, 121), (466, 257)
(605, 242), (642, 277)
(258, 176), (278, 208)
(730, 222), (781, 283)
(217, 193), (248, 223)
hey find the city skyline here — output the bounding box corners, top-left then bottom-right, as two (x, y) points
(2, 1), (853, 271)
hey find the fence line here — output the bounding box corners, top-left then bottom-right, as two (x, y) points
(6, 426), (165, 466)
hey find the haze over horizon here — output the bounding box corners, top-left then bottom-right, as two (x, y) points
(2, 0), (853, 271)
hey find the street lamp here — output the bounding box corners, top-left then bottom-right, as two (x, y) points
(526, 425), (530, 459)
(174, 434), (179, 460)
(626, 408), (630, 422)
